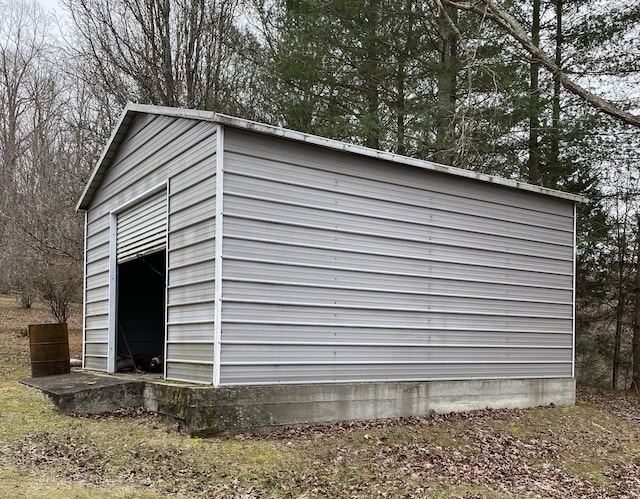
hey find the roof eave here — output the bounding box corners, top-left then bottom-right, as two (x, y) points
(212, 113), (589, 204)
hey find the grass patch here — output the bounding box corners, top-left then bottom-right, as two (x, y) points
(0, 469), (163, 499)
(564, 463), (610, 488)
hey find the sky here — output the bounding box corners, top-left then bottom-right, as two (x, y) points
(38, 0), (69, 39)
(39, 0), (64, 16)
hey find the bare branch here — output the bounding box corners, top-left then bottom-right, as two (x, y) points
(442, 0), (640, 128)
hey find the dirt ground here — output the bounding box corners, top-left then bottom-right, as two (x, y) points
(0, 293), (639, 498)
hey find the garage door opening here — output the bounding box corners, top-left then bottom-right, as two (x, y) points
(116, 250), (166, 373)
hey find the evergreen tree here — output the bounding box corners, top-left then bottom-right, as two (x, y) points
(259, 0), (538, 172)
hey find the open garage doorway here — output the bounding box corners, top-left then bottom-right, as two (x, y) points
(116, 250), (166, 373)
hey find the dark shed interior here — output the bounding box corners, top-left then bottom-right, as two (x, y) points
(116, 250), (166, 372)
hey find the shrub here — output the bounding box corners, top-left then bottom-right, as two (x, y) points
(36, 260), (82, 323)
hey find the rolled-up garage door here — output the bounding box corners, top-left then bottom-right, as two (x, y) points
(117, 190), (167, 264)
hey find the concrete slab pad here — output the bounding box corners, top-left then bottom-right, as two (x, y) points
(21, 371), (135, 394)
(21, 371), (145, 414)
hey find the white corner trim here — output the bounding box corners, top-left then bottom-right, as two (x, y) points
(107, 212), (118, 373)
(81, 211), (88, 369)
(572, 203), (577, 379)
(213, 125), (225, 387)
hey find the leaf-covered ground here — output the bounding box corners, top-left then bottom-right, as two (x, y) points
(0, 294), (639, 498)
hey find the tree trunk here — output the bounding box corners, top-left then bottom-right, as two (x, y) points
(632, 217), (640, 390)
(549, 0), (562, 171)
(435, 3), (458, 164)
(613, 237), (626, 389)
(526, 0), (541, 183)
(363, 0), (381, 150)
(396, 58), (407, 156)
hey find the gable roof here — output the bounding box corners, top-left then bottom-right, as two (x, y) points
(76, 102), (587, 211)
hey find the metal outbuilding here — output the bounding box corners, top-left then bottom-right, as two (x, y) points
(77, 103), (583, 429)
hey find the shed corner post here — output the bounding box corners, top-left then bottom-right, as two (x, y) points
(107, 211), (118, 374)
(572, 202), (577, 380)
(81, 211), (88, 370)
(163, 179), (170, 382)
(213, 123), (225, 387)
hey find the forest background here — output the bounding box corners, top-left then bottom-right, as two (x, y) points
(1, 0), (638, 389)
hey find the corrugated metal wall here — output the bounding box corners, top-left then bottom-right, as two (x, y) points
(83, 114), (217, 382)
(219, 128), (575, 385)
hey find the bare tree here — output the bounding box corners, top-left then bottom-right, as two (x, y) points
(0, 0), (89, 308)
(0, 0), (48, 229)
(63, 0), (256, 112)
(0, 0), (54, 290)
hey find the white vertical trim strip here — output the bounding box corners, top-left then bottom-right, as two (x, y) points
(163, 179), (170, 380)
(213, 125), (225, 386)
(81, 211), (88, 368)
(108, 212), (118, 373)
(572, 203), (577, 379)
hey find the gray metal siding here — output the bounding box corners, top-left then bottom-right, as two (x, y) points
(219, 129), (575, 385)
(83, 114), (217, 380)
(165, 130), (217, 383)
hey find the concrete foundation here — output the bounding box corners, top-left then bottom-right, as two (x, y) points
(145, 377), (575, 435)
(23, 373), (575, 436)
(23, 371), (576, 436)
